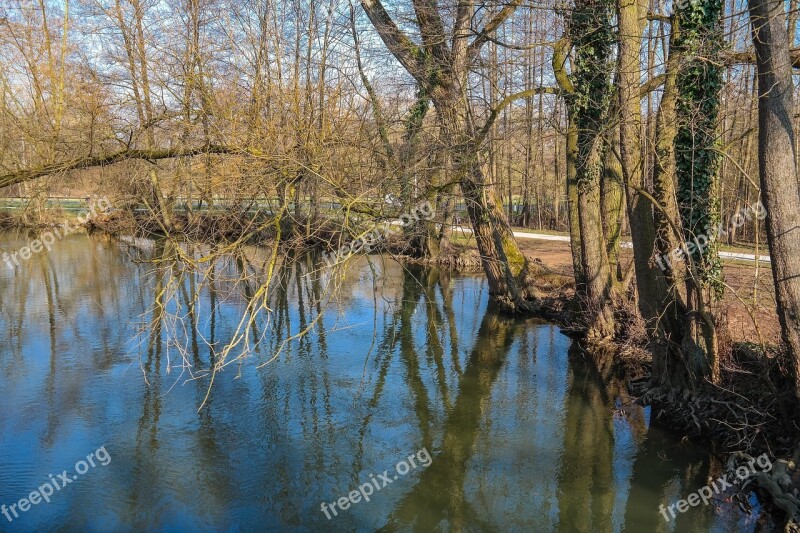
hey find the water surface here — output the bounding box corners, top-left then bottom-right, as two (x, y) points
(0, 232), (762, 531)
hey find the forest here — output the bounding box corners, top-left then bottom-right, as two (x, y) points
(2, 0), (800, 529)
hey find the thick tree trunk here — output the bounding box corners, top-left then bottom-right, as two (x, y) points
(647, 17), (697, 391)
(602, 115), (625, 284)
(651, 21), (684, 289)
(576, 134), (616, 338)
(750, 0), (800, 400)
(553, 41), (585, 292)
(569, 0), (617, 338)
(618, 0), (663, 317)
(433, 88), (536, 311)
(566, 112), (585, 292)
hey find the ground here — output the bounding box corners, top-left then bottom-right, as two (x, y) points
(516, 237), (781, 344)
(450, 231), (781, 345)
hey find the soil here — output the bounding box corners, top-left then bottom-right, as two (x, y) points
(513, 237), (782, 346)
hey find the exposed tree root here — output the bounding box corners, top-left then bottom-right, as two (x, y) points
(728, 451), (800, 530)
(626, 345), (800, 529)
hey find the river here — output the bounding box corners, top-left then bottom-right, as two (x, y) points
(0, 232), (763, 531)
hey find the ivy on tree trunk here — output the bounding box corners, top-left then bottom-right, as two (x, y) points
(568, 0), (618, 338)
(673, 0), (725, 383)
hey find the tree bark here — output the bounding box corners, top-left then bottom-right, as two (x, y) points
(569, 0), (617, 338)
(553, 40), (585, 291)
(602, 94), (625, 283)
(648, 16), (696, 391)
(749, 0), (800, 400)
(673, 0), (725, 384)
(618, 0), (662, 314)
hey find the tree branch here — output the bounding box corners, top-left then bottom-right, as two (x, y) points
(475, 34), (556, 52)
(411, 0), (450, 65)
(468, 0), (524, 59)
(723, 48), (800, 68)
(552, 38), (574, 94)
(647, 12), (671, 22)
(476, 87), (561, 146)
(0, 145), (235, 190)
(359, 0), (428, 85)
(640, 73), (666, 95)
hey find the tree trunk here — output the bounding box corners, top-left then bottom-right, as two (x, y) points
(576, 133), (616, 338)
(566, 113), (585, 292)
(553, 41), (585, 291)
(569, 0), (617, 338)
(433, 86), (536, 311)
(618, 0), (662, 315)
(673, 0), (725, 384)
(602, 100), (625, 283)
(648, 15), (697, 392)
(750, 0), (800, 400)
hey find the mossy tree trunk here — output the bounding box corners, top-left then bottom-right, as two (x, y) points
(568, 0), (618, 338)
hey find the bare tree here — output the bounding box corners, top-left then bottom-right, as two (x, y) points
(358, 0), (542, 312)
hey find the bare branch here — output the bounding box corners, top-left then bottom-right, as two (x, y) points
(640, 73), (666, 95)
(359, 0), (428, 85)
(476, 87), (561, 146)
(0, 145), (235, 190)
(724, 48), (800, 68)
(476, 34), (556, 52)
(468, 0), (524, 59)
(647, 12), (671, 22)
(552, 38), (574, 94)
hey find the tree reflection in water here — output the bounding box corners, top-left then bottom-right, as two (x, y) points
(0, 233), (756, 531)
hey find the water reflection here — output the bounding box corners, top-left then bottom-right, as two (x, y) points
(0, 233), (760, 531)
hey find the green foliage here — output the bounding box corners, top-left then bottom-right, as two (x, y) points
(674, 0), (725, 297)
(404, 88), (430, 143)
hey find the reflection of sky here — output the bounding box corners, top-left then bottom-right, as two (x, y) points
(0, 234), (755, 531)
(612, 415), (637, 531)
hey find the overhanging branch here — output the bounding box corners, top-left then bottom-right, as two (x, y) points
(468, 0), (524, 59)
(476, 87), (561, 146)
(0, 145), (235, 190)
(724, 48), (800, 68)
